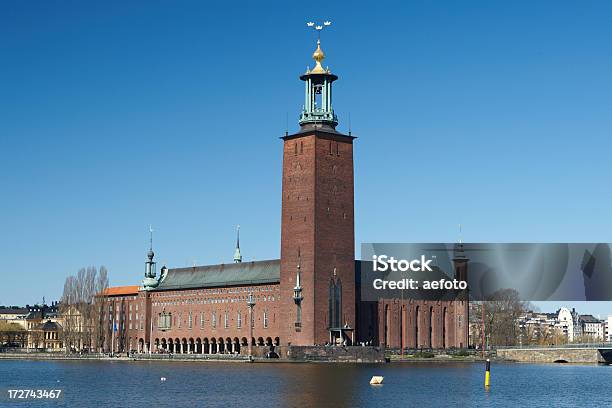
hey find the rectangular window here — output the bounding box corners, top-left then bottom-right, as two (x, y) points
(237, 312), (242, 329)
(200, 312), (204, 329)
(264, 310), (269, 329)
(212, 313), (217, 328)
(158, 313), (171, 330)
(224, 311), (229, 329)
(188, 312), (193, 329)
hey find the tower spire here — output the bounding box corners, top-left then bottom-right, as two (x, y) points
(143, 225), (159, 290)
(233, 225), (242, 263)
(300, 21), (338, 130)
(147, 225), (154, 261)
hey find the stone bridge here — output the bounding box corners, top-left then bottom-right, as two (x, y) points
(497, 346), (612, 363)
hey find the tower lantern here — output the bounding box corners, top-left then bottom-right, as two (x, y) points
(299, 21), (338, 130)
(142, 225), (159, 290)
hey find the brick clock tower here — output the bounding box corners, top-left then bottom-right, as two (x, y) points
(280, 36), (356, 346)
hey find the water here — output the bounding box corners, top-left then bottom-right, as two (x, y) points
(0, 359), (609, 407)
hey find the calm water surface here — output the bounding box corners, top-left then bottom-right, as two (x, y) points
(0, 359), (609, 407)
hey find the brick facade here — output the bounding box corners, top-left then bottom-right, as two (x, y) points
(280, 131), (356, 346)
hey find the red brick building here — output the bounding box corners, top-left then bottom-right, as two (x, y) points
(96, 37), (468, 355)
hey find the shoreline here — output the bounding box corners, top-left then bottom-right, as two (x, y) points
(0, 353), (604, 365)
(0, 352), (491, 364)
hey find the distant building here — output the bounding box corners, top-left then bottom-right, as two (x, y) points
(25, 302), (63, 350)
(556, 308), (582, 342)
(518, 308), (607, 345)
(0, 306), (30, 330)
(579, 315), (604, 341)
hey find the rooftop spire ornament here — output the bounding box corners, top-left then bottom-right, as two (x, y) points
(306, 20), (332, 74)
(299, 20), (338, 129)
(234, 225), (242, 263)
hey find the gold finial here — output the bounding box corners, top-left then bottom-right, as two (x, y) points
(311, 39), (326, 73)
(306, 20), (331, 74)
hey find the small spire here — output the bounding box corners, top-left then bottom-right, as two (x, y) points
(147, 225), (154, 261)
(233, 225), (242, 263)
(292, 248), (304, 306)
(454, 224), (467, 260)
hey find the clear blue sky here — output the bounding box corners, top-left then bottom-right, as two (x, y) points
(2, 1), (612, 315)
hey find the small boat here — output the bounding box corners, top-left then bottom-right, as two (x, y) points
(369, 376), (384, 385)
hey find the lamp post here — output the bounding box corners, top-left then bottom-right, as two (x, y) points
(247, 292), (256, 360)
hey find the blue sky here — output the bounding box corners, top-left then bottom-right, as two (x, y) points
(1, 1), (612, 315)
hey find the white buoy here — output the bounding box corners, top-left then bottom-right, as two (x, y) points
(160, 377), (167, 382)
(370, 376), (384, 385)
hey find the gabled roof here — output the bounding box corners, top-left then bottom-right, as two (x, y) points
(154, 260), (280, 291)
(100, 286), (140, 296)
(38, 320), (62, 331)
(0, 307), (29, 315)
(580, 314), (601, 323)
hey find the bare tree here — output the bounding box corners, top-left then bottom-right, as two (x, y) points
(94, 266), (109, 352)
(60, 266), (109, 353)
(484, 289), (532, 347)
(470, 289), (532, 348)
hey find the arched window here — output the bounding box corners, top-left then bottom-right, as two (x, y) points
(224, 311), (229, 329)
(212, 312), (217, 328)
(415, 306), (420, 348)
(237, 311), (242, 328)
(188, 312), (193, 329)
(429, 307), (434, 348)
(328, 278), (342, 328)
(384, 304), (389, 347)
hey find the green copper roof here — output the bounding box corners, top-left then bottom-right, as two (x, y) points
(153, 259), (280, 291)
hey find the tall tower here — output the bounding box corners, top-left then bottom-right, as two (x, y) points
(280, 28), (356, 346)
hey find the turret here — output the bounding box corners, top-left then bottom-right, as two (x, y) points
(233, 225), (242, 263)
(142, 226), (160, 290)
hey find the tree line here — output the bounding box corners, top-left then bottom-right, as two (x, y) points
(60, 266), (109, 353)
